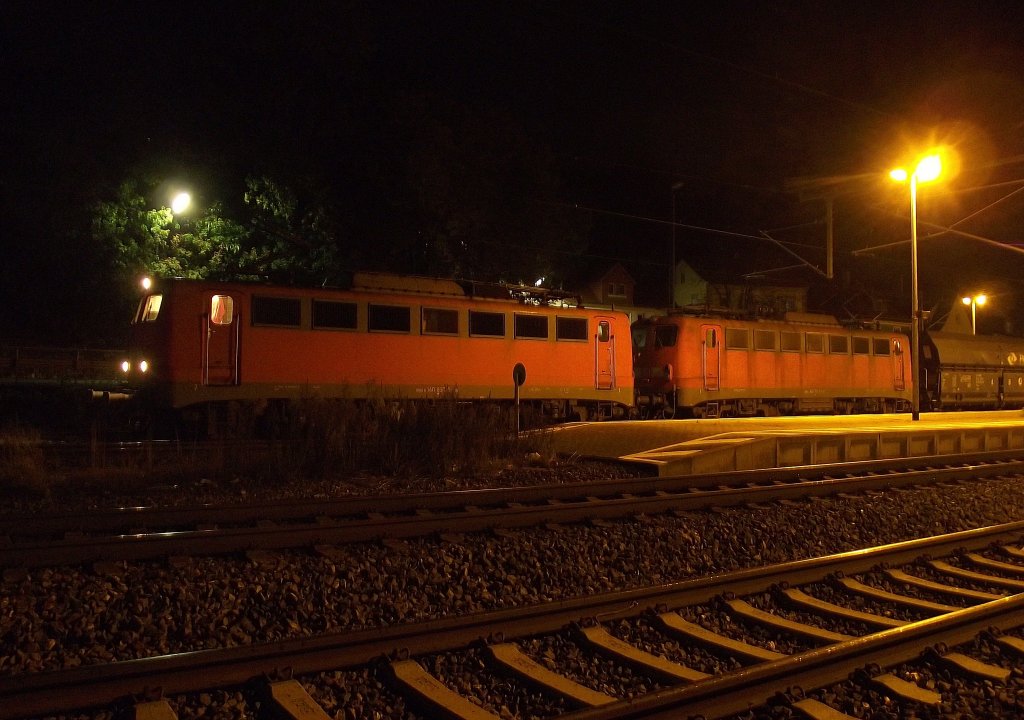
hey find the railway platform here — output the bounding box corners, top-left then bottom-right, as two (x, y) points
(549, 411), (1024, 476)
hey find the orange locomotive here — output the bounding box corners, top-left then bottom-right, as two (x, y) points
(631, 312), (913, 418)
(122, 273), (634, 421)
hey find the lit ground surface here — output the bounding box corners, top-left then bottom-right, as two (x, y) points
(548, 410), (1024, 474)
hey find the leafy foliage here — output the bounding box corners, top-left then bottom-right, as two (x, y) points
(91, 176), (348, 289)
(242, 176), (345, 284)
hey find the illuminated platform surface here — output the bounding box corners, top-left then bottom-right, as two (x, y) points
(548, 411), (1024, 476)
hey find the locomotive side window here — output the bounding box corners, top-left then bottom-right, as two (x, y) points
(597, 321), (610, 342)
(754, 329), (776, 351)
(210, 295), (233, 325)
(828, 335), (849, 354)
(805, 332), (824, 353)
(252, 296), (301, 327)
(656, 326), (678, 348)
(852, 336), (870, 355)
(872, 338), (890, 356)
(704, 328), (716, 348)
(368, 304), (411, 333)
(515, 313), (549, 339)
(139, 294), (163, 322)
(780, 331), (801, 352)
(725, 328), (750, 350)
(422, 307), (458, 335)
(556, 317), (588, 341)
(313, 300), (357, 330)
(469, 310), (505, 337)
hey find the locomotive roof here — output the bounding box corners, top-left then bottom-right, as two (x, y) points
(153, 273), (583, 307)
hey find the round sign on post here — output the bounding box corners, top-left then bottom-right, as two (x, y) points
(513, 363), (526, 433)
(513, 363), (526, 387)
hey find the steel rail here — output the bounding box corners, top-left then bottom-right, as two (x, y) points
(564, 593), (1024, 720)
(2, 454), (1024, 568)
(2, 521), (1024, 718)
(4, 448), (1022, 538)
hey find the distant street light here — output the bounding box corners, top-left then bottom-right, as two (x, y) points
(171, 192), (191, 214)
(961, 293), (987, 335)
(890, 153), (943, 421)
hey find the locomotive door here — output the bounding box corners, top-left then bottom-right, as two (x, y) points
(891, 336), (906, 391)
(204, 293), (239, 385)
(702, 324), (721, 391)
(594, 318), (615, 389)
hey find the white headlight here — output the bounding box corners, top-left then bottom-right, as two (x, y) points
(121, 360), (131, 373)
(138, 360), (149, 373)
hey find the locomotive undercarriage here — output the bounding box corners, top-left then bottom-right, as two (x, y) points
(137, 395), (631, 440)
(636, 392), (909, 419)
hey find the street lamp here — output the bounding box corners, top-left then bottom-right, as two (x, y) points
(171, 191), (191, 215)
(890, 153), (942, 421)
(961, 293), (987, 335)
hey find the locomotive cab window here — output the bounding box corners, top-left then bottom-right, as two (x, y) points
(469, 310), (505, 337)
(780, 331), (801, 352)
(368, 304), (411, 333)
(252, 296), (301, 327)
(210, 295), (233, 325)
(872, 338), (890, 356)
(852, 336), (870, 355)
(828, 335), (849, 354)
(656, 325), (678, 348)
(631, 326), (648, 349)
(422, 307), (459, 335)
(515, 313), (549, 339)
(313, 300), (357, 330)
(556, 317), (588, 341)
(138, 294), (163, 323)
(725, 328), (750, 350)
(805, 332), (824, 353)
(754, 329), (776, 351)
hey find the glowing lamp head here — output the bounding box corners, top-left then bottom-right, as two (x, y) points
(120, 360), (131, 374)
(962, 296), (972, 306)
(141, 276), (152, 291)
(138, 360), (149, 373)
(890, 153), (943, 185)
(916, 155), (942, 183)
(171, 192), (191, 214)
(976, 294), (987, 306)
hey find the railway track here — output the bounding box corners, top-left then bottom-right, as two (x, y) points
(4, 522), (1024, 719)
(4, 449), (1024, 568)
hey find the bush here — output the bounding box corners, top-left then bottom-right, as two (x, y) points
(259, 396), (550, 479)
(0, 426), (50, 497)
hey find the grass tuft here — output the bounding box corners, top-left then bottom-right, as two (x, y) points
(0, 425), (50, 498)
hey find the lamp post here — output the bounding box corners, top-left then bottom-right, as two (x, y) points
(890, 154), (942, 421)
(961, 293), (987, 335)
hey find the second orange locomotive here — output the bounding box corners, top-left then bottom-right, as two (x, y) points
(631, 312), (913, 418)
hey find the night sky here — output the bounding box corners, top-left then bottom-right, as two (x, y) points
(5, 2), (1024, 341)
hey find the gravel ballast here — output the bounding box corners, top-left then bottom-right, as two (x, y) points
(4, 470), (1024, 680)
